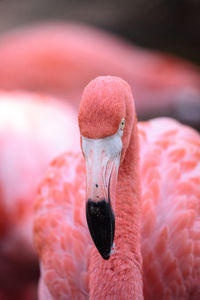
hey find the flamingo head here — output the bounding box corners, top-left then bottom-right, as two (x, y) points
(78, 76), (134, 260)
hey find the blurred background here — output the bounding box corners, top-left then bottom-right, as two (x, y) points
(0, 1), (199, 299)
(0, 0), (200, 63)
(0, 0), (200, 125)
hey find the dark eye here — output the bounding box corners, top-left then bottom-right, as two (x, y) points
(119, 118), (125, 130)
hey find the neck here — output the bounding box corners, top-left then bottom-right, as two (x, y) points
(88, 115), (143, 300)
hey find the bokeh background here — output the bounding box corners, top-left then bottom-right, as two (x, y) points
(0, 0), (200, 63)
(0, 1), (199, 300)
(0, 0), (200, 127)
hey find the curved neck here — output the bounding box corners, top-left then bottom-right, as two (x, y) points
(88, 115), (143, 300)
(116, 114), (141, 255)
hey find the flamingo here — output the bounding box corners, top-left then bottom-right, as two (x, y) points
(0, 91), (79, 299)
(0, 22), (200, 126)
(34, 76), (200, 299)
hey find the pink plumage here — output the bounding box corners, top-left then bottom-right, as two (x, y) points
(0, 92), (79, 299)
(34, 76), (200, 299)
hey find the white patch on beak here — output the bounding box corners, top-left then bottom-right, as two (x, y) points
(82, 128), (123, 203)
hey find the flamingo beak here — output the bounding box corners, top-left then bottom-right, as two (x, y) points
(82, 131), (122, 260)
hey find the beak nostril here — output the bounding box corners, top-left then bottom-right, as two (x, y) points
(96, 184), (98, 188)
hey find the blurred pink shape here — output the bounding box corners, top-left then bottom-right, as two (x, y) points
(0, 91), (79, 299)
(0, 22), (199, 115)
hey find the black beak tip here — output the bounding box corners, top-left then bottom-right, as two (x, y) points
(98, 245), (111, 260)
(86, 199), (115, 261)
(102, 253), (110, 260)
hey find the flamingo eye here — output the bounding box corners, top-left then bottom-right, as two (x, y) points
(119, 118), (125, 130)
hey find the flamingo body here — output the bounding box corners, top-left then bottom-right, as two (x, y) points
(34, 77), (200, 299)
(34, 118), (200, 299)
(35, 153), (90, 300)
(139, 118), (200, 299)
